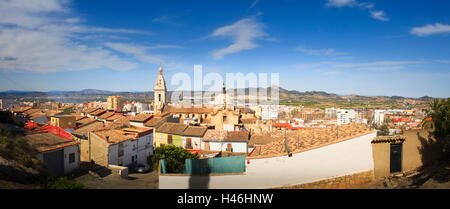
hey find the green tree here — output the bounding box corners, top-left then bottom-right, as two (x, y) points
(423, 98), (450, 155)
(377, 124), (390, 136)
(152, 145), (198, 173)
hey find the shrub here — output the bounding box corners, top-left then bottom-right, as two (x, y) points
(151, 145), (198, 173)
(47, 177), (87, 189)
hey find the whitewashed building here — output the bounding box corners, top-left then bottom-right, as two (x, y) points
(25, 133), (80, 176)
(86, 127), (153, 167)
(180, 126), (208, 150)
(261, 105), (278, 120)
(337, 109), (357, 125)
(201, 130), (249, 153)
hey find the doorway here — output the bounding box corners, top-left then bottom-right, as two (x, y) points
(390, 143), (402, 173)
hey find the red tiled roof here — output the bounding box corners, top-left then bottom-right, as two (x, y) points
(130, 113), (153, 122)
(202, 130), (248, 142)
(25, 132), (78, 152)
(90, 109), (106, 116)
(106, 113), (124, 121)
(156, 123), (188, 135)
(97, 111), (115, 119)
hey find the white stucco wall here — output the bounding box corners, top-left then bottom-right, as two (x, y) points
(160, 131), (376, 189)
(208, 141), (247, 153)
(108, 134), (153, 167)
(181, 136), (202, 150)
(108, 144), (118, 165)
(35, 144), (80, 175)
(63, 144), (79, 174)
(108, 141), (133, 166)
(136, 134), (153, 165)
(130, 121), (145, 127)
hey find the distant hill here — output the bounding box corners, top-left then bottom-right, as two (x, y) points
(0, 87), (436, 109)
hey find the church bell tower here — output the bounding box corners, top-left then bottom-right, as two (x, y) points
(154, 65), (167, 113)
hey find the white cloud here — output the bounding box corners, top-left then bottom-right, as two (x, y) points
(438, 60), (450, 64)
(105, 42), (165, 64)
(105, 42), (184, 70)
(370, 10), (389, 21)
(295, 60), (423, 72)
(411, 23), (450, 36)
(325, 0), (357, 7)
(209, 17), (268, 60)
(249, 0), (259, 9)
(0, 0), (155, 73)
(334, 61), (423, 68)
(296, 46), (346, 56)
(325, 0), (388, 21)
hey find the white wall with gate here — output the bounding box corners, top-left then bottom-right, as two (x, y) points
(160, 131), (376, 189)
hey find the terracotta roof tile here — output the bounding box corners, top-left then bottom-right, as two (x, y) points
(25, 132), (77, 152)
(248, 134), (274, 147)
(90, 109), (106, 116)
(241, 118), (257, 124)
(182, 126), (208, 137)
(83, 107), (100, 114)
(144, 115), (169, 128)
(73, 121), (105, 136)
(156, 123), (188, 135)
(106, 113), (124, 121)
(93, 129), (133, 144)
(203, 129), (227, 141)
(250, 123), (374, 158)
(76, 117), (96, 127)
(371, 135), (406, 144)
(97, 111), (115, 119)
(227, 131), (249, 141)
(130, 113), (153, 122)
(166, 106), (214, 114)
(202, 130), (249, 142)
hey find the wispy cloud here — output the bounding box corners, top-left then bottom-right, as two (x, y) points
(209, 17), (269, 60)
(370, 10), (389, 21)
(249, 0), (259, 9)
(105, 42), (184, 70)
(411, 23), (450, 36)
(296, 46), (346, 56)
(152, 15), (183, 26)
(325, 0), (388, 21)
(0, 0), (153, 73)
(325, 0), (358, 7)
(295, 60), (423, 72)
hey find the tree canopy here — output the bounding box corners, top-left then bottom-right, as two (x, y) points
(152, 145), (198, 173)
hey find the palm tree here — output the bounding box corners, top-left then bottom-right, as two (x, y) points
(423, 98), (449, 137)
(422, 98), (450, 156)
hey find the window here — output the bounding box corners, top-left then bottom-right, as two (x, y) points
(223, 116), (227, 122)
(186, 138), (192, 149)
(168, 135), (173, 144)
(69, 153), (75, 164)
(158, 94), (161, 102)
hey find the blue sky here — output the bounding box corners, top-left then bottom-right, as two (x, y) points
(0, 0), (449, 97)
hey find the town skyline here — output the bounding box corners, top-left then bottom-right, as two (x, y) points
(0, 0), (449, 98)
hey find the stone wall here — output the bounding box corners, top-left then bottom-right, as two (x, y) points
(274, 170), (374, 189)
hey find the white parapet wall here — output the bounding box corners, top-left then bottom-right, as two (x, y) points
(108, 164), (129, 178)
(159, 131), (376, 189)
